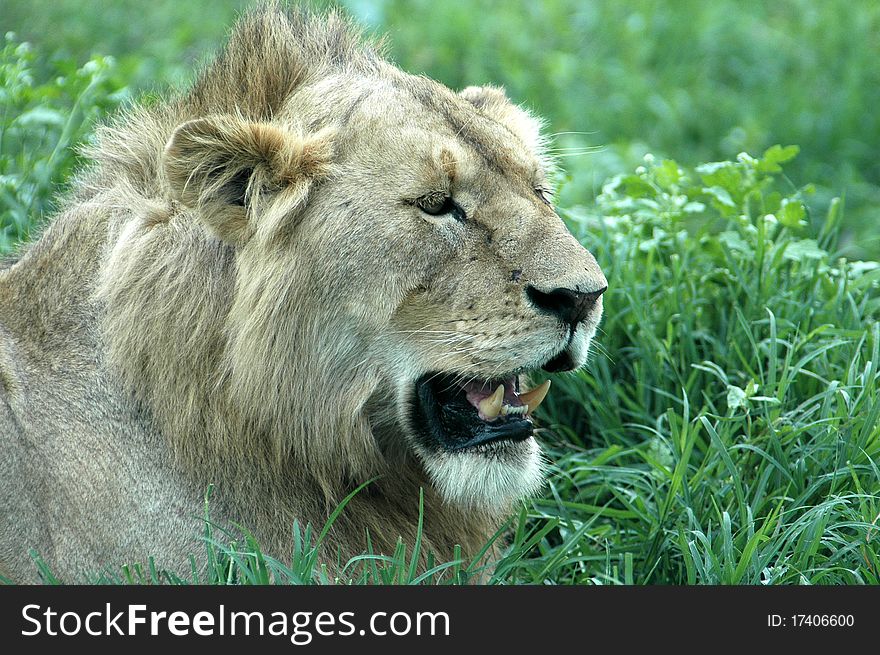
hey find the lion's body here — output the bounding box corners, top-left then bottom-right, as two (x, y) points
(0, 208), (492, 581)
(0, 6), (605, 582)
(0, 213), (206, 579)
(0, 215), (492, 579)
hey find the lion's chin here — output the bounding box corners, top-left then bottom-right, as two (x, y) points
(421, 438), (546, 512)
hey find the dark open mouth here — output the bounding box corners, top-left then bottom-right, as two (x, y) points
(411, 372), (551, 451)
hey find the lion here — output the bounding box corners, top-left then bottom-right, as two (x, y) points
(0, 5), (606, 583)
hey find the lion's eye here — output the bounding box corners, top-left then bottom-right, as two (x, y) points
(535, 186), (554, 206)
(417, 194), (466, 221)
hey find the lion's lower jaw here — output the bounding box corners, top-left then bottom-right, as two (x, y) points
(419, 438), (546, 513)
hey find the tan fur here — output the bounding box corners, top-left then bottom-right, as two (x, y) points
(0, 4), (606, 582)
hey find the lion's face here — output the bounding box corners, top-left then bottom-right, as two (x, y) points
(162, 72), (605, 513)
(289, 78), (607, 509)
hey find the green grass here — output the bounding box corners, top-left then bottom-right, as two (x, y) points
(540, 150), (880, 584)
(1, 6), (879, 584)
(0, 34), (127, 249)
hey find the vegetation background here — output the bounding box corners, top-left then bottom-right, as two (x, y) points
(1, 0), (878, 584)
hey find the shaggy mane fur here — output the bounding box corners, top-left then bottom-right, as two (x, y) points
(88, 4), (383, 204)
(93, 6), (394, 490)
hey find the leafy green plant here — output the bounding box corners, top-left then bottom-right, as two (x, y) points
(535, 145), (880, 583)
(0, 33), (128, 251)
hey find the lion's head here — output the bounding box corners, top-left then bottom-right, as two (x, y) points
(96, 7), (606, 517)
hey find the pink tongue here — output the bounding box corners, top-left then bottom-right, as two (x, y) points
(463, 378), (521, 409)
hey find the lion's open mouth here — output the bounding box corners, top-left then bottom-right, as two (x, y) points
(412, 373), (551, 451)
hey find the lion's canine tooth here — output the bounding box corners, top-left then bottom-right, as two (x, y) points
(520, 379), (551, 415)
(479, 384), (505, 419)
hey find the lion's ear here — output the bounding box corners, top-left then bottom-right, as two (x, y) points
(459, 85), (546, 155)
(163, 115), (334, 244)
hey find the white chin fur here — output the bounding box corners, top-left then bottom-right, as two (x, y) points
(420, 438), (546, 513)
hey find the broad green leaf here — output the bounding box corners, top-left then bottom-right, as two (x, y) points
(655, 159), (682, 188)
(782, 238), (826, 262)
(702, 185), (736, 208)
(778, 198), (806, 228)
(697, 161), (742, 195)
(727, 384), (748, 410)
(13, 106), (65, 128)
(758, 144), (800, 173)
(718, 230), (753, 256)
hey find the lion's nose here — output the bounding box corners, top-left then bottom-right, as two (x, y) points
(526, 284), (607, 327)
